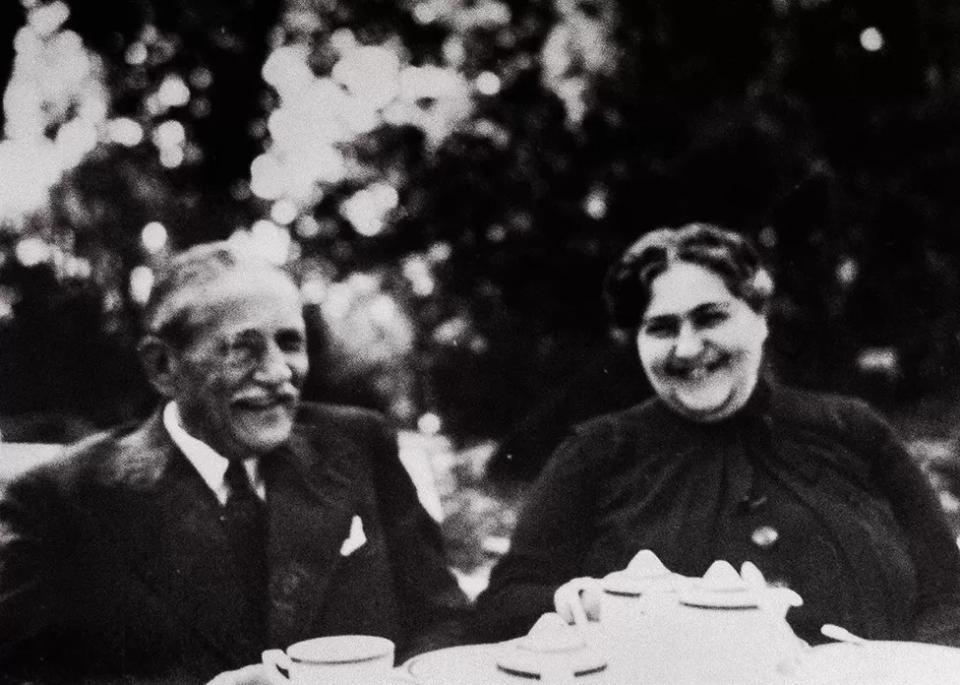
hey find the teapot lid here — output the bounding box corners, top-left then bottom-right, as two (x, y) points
(495, 614), (607, 678)
(602, 569), (675, 596)
(602, 549), (674, 596)
(679, 560), (763, 609)
(518, 614), (585, 653)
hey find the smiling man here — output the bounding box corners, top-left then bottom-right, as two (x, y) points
(0, 242), (469, 685)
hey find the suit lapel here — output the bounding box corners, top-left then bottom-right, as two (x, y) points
(101, 409), (365, 654)
(101, 414), (254, 667)
(263, 421), (358, 648)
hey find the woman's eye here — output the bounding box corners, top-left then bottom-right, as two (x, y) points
(642, 321), (677, 338)
(692, 310), (728, 329)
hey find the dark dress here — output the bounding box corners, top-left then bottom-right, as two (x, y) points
(475, 381), (960, 646)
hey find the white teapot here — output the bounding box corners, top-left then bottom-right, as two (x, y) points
(599, 550), (685, 682)
(659, 560), (804, 685)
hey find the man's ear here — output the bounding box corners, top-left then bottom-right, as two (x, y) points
(138, 335), (177, 398)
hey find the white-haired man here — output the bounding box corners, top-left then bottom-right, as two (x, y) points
(0, 242), (469, 684)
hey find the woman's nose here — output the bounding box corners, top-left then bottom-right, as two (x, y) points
(673, 321), (703, 358)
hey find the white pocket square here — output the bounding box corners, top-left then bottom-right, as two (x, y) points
(339, 515), (367, 556)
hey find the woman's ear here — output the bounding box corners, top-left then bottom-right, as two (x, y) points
(756, 313), (770, 345)
(138, 335), (177, 397)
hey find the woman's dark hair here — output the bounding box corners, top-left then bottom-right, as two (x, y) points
(604, 222), (774, 330)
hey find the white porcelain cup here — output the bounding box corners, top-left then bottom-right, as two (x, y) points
(262, 635), (395, 685)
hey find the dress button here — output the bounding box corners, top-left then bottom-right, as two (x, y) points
(751, 525), (780, 549)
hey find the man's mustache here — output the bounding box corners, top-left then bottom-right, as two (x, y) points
(233, 386), (299, 404)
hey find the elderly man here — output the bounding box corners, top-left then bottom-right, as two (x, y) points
(0, 242), (469, 684)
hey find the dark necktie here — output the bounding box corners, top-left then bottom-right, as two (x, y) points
(223, 459), (268, 657)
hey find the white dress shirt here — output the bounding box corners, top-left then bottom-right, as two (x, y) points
(162, 402), (266, 504)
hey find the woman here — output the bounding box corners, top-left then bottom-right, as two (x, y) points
(474, 223), (960, 646)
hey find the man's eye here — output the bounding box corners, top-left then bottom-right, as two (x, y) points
(225, 332), (265, 363)
(234, 343), (257, 357)
(277, 332), (306, 353)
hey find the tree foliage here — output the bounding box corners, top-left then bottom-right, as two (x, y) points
(2, 0), (960, 456)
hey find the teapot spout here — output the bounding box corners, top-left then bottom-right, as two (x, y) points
(774, 587), (803, 608)
(740, 561), (803, 614)
(768, 587), (803, 617)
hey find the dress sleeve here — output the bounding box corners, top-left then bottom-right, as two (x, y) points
(364, 414), (472, 661)
(473, 424), (608, 642)
(845, 400), (960, 646)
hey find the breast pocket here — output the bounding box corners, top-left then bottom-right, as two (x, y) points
(324, 516), (401, 635)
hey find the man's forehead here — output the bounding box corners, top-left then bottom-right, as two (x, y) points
(163, 267), (304, 331)
(184, 266), (298, 301)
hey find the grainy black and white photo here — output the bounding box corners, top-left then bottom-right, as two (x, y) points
(2, 1), (960, 683)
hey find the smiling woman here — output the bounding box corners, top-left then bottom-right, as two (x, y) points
(474, 223), (960, 650)
(636, 260), (768, 422)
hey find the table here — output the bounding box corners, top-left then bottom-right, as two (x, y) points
(402, 639), (960, 684)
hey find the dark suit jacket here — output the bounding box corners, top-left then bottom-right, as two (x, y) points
(0, 403), (469, 684)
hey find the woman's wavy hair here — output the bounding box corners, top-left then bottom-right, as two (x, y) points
(603, 222), (774, 330)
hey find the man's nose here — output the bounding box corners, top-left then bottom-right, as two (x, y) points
(253, 342), (294, 384)
(673, 321), (703, 359)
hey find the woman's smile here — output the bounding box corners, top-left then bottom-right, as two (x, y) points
(665, 352), (730, 380)
(637, 262), (768, 422)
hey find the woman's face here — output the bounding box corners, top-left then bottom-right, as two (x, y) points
(636, 261), (768, 422)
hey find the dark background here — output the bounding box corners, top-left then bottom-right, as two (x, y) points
(2, 0), (960, 481)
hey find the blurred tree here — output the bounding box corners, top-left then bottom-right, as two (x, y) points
(1, 0), (960, 472)
(0, 2), (24, 132)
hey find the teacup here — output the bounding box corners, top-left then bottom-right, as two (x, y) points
(262, 635), (396, 685)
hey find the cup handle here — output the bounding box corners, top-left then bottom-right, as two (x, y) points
(262, 648), (292, 682)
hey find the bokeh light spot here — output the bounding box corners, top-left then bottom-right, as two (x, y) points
(108, 118), (144, 146)
(418, 412), (443, 435)
(860, 27), (884, 52)
(476, 71), (501, 95)
(270, 199), (298, 225)
(295, 215), (321, 239)
(129, 266), (155, 305)
(152, 119), (186, 150)
(141, 222), (168, 253)
(157, 74), (190, 108)
(584, 187), (608, 219)
(125, 41), (147, 65)
(837, 258), (859, 285)
(15, 238), (51, 267)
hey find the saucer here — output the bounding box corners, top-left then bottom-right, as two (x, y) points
(405, 643), (608, 685)
(790, 641), (960, 684)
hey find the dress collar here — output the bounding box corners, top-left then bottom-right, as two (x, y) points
(737, 375), (773, 421)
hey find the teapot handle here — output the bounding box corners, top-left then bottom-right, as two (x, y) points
(261, 649), (292, 683)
